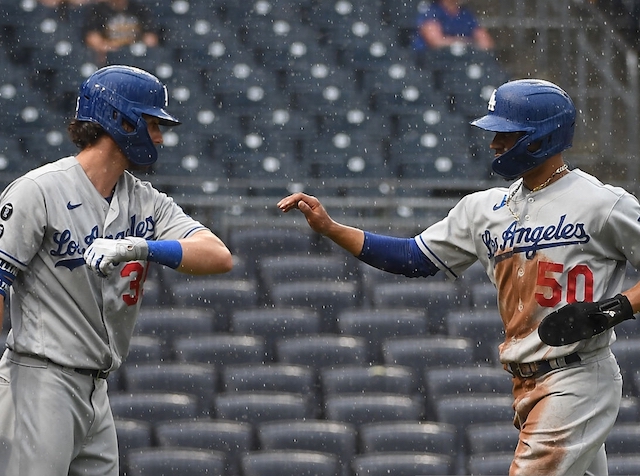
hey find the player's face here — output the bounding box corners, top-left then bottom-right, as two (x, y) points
(490, 132), (524, 157)
(143, 115), (163, 145)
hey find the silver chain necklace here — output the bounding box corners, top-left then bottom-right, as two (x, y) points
(505, 164), (569, 221)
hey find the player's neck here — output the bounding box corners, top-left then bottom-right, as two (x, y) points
(521, 157), (568, 191)
(76, 143), (126, 198)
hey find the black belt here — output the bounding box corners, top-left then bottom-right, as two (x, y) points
(73, 367), (110, 379)
(7, 349), (110, 380)
(507, 352), (581, 378)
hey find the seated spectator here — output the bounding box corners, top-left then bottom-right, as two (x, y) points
(413, 0), (495, 52)
(82, 0), (159, 65)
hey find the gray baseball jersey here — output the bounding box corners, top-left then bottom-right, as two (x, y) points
(0, 156), (206, 372)
(415, 168), (629, 474)
(415, 168), (640, 364)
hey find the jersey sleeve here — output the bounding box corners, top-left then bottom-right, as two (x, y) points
(414, 193), (484, 279)
(149, 187), (208, 241)
(0, 177), (46, 270)
(603, 191), (640, 269)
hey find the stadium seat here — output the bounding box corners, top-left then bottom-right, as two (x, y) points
(276, 334), (368, 374)
(170, 279), (259, 332)
(155, 418), (254, 476)
(468, 282), (500, 310)
(114, 418), (153, 475)
(434, 394), (514, 472)
(370, 280), (467, 334)
(221, 363), (318, 415)
(109, 392), (200, 424)
(213, 391), (311, 425)
(258, 253), (358, 299)
(324, 393), (423, 428)
(359, 420), (457, 458)
(617, 396), (640, 423)
(270, 281), (360, 333)
(174, 334), (266, 366)
(466, 452), (514, 476)
(605, 423), (640, 455)
(608, 454), (640, 475)
(465, 422), (519, 455)
(124, 335), (163, 364)
(133, 306), (216, 358)
(445, 309), (504, 364)
(382, 336), (476, 391)
(320, 364), (416, 397)
(423, 366), (513, 419)
(227, 226), (314, 277)
(241, 450), (341, 476)
(351, 452), (454, 476)
(122, 362), (217, 416)
(337, 308), (429, 363)
(230, 307), (321, 360)
(257, 419), (357, 476)
(611, 338), (640, 397)
(126, 447), (227, 476)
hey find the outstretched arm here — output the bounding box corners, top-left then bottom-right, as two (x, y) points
(278, 193), (438, 278)
(277, 192), (365, 255)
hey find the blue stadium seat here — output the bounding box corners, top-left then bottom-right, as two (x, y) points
(359, 420), (457, 458)
(336, 308), (429, 363)
(213, 391), (311, 425)
(370, 280), (468, 334)
(155, 418), (254, 476)
(271, 281), (360, 333)
(320, 364), (416, 397)
(257, 420), (357, 476)
(230, 308), (322, 361)
(445, 309), (505, 364)
(122, 362), (217, 416)
(352, 452), (454, 476)
(174, 333), (266, 366)
(276, 334), (368, 374)
(109, 392), (200, 423)
(324, 393), (423, 428)
(126, 447), (227, 476)
(241, 450), (341, 476)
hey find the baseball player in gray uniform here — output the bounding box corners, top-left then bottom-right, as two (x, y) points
(279, 79), (638, 475)
(0, 65), (233, 475)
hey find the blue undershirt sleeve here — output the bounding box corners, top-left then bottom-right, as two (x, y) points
(357, 231), (439, 278)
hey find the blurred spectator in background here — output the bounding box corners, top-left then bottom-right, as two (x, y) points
(82, 0), (159, 65)
(413, 0), (495, 52)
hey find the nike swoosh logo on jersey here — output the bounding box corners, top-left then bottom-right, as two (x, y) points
(67, 201), (82, 210)
(55, 258), (86, 270)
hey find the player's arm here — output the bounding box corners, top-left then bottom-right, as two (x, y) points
(84, 229), (233, 278)
(175, 229), (233, 275)
(277, 193), (438, 277)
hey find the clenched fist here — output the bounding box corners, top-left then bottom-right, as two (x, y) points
(84, 237), (149, 277)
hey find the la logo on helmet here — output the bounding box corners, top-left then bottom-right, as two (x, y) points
(488, 90), (497, 111)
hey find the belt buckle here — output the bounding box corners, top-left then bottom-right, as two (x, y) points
(512, 362), (537, 378)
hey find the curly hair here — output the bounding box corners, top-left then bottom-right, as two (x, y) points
(67, 119), (107, 150)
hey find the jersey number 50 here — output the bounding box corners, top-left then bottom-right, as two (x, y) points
(535, 261), (594, 307)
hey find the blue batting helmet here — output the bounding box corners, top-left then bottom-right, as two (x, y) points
(75, 65), (180, 166)
(470, 79), (576, 180)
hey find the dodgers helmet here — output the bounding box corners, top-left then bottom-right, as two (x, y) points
(75, 65), (180, 166)
(470, 79), (576, 180)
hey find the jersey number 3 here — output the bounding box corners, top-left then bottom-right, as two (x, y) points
(535, 261), (594, 307)
(121, 262), (149, 306)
